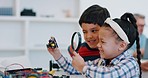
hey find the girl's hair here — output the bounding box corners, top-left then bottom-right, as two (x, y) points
(105, 13), (141, 78)
(79, 4), (110, 27)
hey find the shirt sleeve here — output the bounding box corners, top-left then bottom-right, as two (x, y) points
(56, 55), (81, 75)
(82, 58), (140, 78)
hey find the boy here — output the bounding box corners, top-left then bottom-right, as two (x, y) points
(68, 4), (110, 61)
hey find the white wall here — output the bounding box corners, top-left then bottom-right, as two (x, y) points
(79, 0), (148, 37)
(2, 0), (148, 23)
(80, 0), (148, 22)
(20, 0), (79, 18)
(0, 0), (79, 18)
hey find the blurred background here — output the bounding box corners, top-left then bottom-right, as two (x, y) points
(0, 0), (147, 70)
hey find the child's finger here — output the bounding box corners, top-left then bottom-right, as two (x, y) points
(47, 47), (55, 52)
(71, 51), (77, 60)
(70, 45), (74, 52)
(69, 45), (74, 54)
(72, 51), (78, 56)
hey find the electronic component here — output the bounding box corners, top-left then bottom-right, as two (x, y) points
(46, 37), (58, 48)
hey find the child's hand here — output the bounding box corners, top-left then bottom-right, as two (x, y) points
(141, 61), (148, 71)
(68, 42), (78, 57)
(47, 37), (61, 60)
(47, 47), (61, 60)
(71, 51), (85, 73)
(68, 45), (74, 56)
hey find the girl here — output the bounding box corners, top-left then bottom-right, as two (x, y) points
(72, 13), (141, 78)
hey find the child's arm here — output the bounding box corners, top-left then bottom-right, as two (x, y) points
(47, 44), (81, 74)
(71, 51), (100, 72)
(47, 48), (62, 60)
(71, 51), (139, 77)
(56, 55), (81, 75)
(55, 52), (98, 75)
(82, 58), (139, 78)
(47, 37), (61, 60)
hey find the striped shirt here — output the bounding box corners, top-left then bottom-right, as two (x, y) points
(56, 51), (140, 78)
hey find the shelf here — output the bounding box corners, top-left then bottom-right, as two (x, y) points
(0, 0), (81, 69)
(29, 47), (47, 51)
(0, 16), (79, 23)
(0, 15), (80, 69)
(0, 0), (80, 18)
(0, 47), (25, 51)
(29, 46), (67, 51)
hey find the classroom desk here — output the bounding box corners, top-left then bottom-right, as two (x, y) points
(54, 70), (83, 78)
(54, 70), (148, 78)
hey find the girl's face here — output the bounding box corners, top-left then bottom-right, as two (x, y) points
(81, 23), (100, 48)
(97, 27), (122, 59)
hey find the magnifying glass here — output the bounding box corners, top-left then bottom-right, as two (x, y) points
(71, 32), (82, 52)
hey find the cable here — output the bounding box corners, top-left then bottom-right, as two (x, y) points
(5, 63), (24, 71)
(4, 63), (24, 77)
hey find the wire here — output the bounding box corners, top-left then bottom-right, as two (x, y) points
(5, 63), (24, 71)
(4, 63), (24, 76)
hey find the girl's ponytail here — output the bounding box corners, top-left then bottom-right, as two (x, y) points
(121, 13), (142, 78)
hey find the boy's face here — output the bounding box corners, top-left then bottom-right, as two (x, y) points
(97, 27), (122, 59)
(81, 23), (100, 48)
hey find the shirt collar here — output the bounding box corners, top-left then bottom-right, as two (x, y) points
(110, 51), (130, 65)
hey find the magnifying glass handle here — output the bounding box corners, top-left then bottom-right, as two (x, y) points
(68, 45), (74, 56)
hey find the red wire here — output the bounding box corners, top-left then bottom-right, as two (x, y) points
(5, 63), (24, 71)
